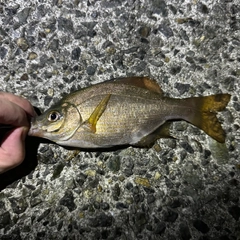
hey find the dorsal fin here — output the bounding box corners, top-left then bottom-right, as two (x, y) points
(112, 77), (163, 95)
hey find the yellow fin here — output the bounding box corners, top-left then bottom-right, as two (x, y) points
(186, 94), (231, 143)
(88, 94), (111, 133)
(113, 76), (163, 95)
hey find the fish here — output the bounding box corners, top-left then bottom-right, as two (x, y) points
(28, 77), (231, 148)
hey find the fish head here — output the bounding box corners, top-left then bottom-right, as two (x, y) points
(29, 102), (82, 142)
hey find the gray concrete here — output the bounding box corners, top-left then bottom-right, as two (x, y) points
(0, 0), (239, 239)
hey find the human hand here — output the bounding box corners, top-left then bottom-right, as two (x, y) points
(0, 92), (36, 174)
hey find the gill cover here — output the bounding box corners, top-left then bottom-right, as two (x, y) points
(29, 102), (82, 142)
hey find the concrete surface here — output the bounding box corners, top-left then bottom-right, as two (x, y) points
(0, 0), (239, 239)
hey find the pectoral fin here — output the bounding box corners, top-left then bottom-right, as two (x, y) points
(85, 94), (111, 133)
(133, 121), (174, 148)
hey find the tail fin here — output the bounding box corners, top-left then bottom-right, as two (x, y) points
(185, 94), (231, 143)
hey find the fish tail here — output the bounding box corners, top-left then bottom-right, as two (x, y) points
(185, 94), (231, 143)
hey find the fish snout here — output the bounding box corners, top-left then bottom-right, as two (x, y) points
(28, 117), (42, 137)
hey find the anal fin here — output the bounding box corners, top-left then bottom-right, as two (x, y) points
(133, 121), (174, 148)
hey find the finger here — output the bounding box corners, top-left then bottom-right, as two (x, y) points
(0, 127), (27, 174)
(0, 98), (29, 127)
(0, 92), (36, 117)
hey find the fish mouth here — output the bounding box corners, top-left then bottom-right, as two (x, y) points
(28, 118), (43, 137)
(28, 126), (42, 137)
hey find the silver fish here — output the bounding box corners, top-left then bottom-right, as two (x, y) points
(29, 77), (231, 148)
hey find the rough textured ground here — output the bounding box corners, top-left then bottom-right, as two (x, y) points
(0, 0), (239, 239)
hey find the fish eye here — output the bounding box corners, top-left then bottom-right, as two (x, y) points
(48, 111), (61, 122)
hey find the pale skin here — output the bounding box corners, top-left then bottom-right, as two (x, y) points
(0, 92), (36, 174)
